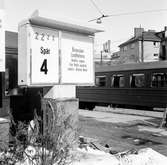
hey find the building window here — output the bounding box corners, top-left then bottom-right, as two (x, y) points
(95, 76), (106, 87)
(130, 43), (135, 49)
(153, 42), (159, 47)
(153, 53), (158, 57)
(123, 46), (128, 51)
(151, 73), (167, 87)
(111, 74), (125, 88)
(130, 73), (145, 88)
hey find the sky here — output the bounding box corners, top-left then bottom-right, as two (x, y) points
(2, 0), (167, 53)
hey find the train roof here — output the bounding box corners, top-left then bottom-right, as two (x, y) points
(95, 61), (167, 72)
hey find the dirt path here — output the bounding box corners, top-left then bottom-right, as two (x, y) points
(79, 109), (167, 156)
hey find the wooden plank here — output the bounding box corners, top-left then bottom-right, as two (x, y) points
(159, 107), (167, 128)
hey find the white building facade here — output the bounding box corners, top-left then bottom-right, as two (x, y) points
(118, 28), (161, 63)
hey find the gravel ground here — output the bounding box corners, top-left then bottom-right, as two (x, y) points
(79, 109), (167, 156)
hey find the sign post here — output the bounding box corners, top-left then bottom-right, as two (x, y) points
(18, 12), (103, 151)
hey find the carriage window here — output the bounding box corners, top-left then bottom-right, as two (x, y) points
(151, 73), (167, 87)
(130, 74), (145, 88)
(111, 74), (125, 88)
(95, 76), (106, 87)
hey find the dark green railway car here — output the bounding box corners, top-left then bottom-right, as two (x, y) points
(76, 61), (167, 110)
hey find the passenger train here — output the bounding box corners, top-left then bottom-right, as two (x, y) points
(76, 61), (167, 110)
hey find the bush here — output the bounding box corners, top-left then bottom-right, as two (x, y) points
(0, 100), (77, 165)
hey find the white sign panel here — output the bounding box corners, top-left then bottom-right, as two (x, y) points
(18, 16), (102, 87)
(0, 10), (5, 72)
(61, 32), (94, 84)
(29, 26), (59, 85)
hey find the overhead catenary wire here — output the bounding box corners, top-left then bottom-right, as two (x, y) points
(88, 0), (167, 23)
(89, 8), (167, 22)
(107, 8), (167, 17)
(89, 0), (105, 16)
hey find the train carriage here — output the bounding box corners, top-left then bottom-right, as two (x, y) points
(76, 61), (167, 110)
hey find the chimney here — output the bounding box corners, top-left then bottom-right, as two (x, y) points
(164, 26), (167, 31)
(134, 27), (144, 38)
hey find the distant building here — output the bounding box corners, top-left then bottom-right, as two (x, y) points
(156, 26), (167, 60)
(117, 27), (161, 63)
(111, 51), (120, 60)
(94, 51), (112, 63)
(94, 40), (112, 64)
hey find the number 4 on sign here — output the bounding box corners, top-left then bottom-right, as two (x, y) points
(40, 59), (48, 74)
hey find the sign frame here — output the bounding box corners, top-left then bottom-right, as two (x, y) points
(29, 25), (59, 86)
(18, 23), (60, 87)
(18, 14), (103, 87)
(60, 31), (95, 86)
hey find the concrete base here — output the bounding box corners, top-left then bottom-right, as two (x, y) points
(43, 85), (76, 99)
(42, 98), (78, 150)
(0, 98), (10, 117)
(0, 118), (10, 150)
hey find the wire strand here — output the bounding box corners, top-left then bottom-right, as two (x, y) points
(108, 8), (167, 17)
(89, 8), (167, 22)
(89, 0), (104, 16)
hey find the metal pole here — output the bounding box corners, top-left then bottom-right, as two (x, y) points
(100, 51), (103, 64)
(141, 32), (144, 62)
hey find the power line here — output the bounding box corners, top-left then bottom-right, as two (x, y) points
(108, 8), (167, 17)
(89, 8), (167, 23)
(89, 0), (104, 16)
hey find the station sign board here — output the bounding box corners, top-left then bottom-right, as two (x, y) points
(29, 26), (59, 85)
(18, 24), (59, 86)
(18, 15), (103, 87)
(61, 32), (94, 84)
(0, 10), (5, 72)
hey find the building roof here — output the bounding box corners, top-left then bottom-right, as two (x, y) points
(95, 60), (167, 72)
(119, 31), (161, 47)
(19, 12), (104, 36)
